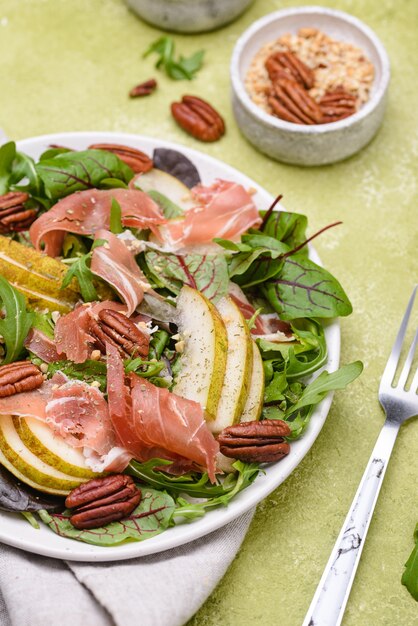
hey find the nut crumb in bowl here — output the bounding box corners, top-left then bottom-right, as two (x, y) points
(245, 27), (375, 125)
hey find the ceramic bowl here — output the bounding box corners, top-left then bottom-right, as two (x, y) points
(230, 7), (390, 166)
(126, 0), (254, 33)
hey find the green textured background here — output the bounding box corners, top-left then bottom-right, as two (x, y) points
(0, 0), (417, 624)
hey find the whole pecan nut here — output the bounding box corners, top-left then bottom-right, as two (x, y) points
(319, 89), (357, 123)
(269, 77), (323, 125)
(171, 95), (225, 142)
(0, 192), (38, 234)
(66, 475), (141, 529)
(129, 78), (157, 98)
(89, 309), (150, 358)
(218, 419), (291, 463)
(88, 143), (153, 173)
(265, 51), (314, 89)
(0, 361), (44, 398)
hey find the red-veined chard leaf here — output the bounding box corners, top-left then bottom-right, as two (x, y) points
(38, 488), (175, 546)
(35, 150), (134, 200)
(261, 210), (308, 251)
(144, 250), (229, 301)
(262, 254), (352, 319)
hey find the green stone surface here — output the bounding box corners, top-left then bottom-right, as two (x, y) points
(0, 0), (417, 624)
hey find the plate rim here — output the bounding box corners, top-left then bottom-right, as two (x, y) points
(0, 131), (340, 561)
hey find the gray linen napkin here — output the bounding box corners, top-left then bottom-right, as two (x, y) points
(0, 510), (253, 626)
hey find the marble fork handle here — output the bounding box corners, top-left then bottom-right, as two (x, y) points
(302, 419), (400, 626)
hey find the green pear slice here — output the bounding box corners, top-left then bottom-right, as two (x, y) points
(14, 416), (99, 480)
(240, 343), (265, 422)
(173, 285), (228, 418)
(133, 168), (195, 211)
(0, 415), (88, 495)
(209, 297), (253, 434)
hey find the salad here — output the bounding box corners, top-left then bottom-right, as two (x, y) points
(0, 140), (361, 547)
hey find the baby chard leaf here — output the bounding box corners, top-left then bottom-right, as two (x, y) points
(261, 210), (308, 250)
(263, 254), (353, 319)
(144, 250), (229, 302)
(35, 150), (134, 200)
(0, 276), (34, 364)
(38, 488), (175, 546)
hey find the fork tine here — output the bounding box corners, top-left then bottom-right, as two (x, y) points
(410, 365), (418, 394)
(380, 285), (417, 389)
(397, 327), (418, 389)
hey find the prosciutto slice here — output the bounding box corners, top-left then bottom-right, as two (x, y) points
(45, 379), (115, 456)
(159, 180), (261, 249)
(54, 300), (126, 363)
(91, 230), (151, 316)
(106, 343), (219, 480)
(24, 328), (61, 363)
(29, 188), (166, 257)
(0, 376), (62, 420)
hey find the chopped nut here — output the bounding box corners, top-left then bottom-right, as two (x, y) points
(40, 363), (49, 374)
(175, 340), (185, 353)
(90, 349), (102, 361)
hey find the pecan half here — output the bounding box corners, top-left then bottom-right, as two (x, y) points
(89, 309), (150, 358)
(0, 361), (44, 398)
(270, 77), (323, 125)
(66, 475), (141, 529)
(0, 192), (37, 234)
(265, 51), (314, 89)
(88, 143), (153, 173)
(319, 89), (357, 123)
(218, 419), (291, 463)
(171, 95), (225, 142)
(129, 78), (157, 98)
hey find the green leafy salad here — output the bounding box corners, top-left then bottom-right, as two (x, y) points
(0, 139), (362, 547)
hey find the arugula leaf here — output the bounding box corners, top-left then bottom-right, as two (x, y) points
(172, 462), (260, 521)
(262, 254), (353, 319)
(10, 151), (42, 196)
(0, 276), (33, 364)
(38, 488), (175, 546)
(61, 239), (106, 302)
(143, 36), (204, 80)
(144, 250), (229, 302)
(109, 198), (123, 234)
(0, 141), (17, 194)
(402, 524), (418, 600)
(284, 361), (363, 418)
(35, 150), (134, 200)
(146, 190), (184, 218)
(47, 360), (107, 392)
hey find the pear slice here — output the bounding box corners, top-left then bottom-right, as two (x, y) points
(14, 416), (99, 480)
(172, 285), (228, 418)
(0, 415), (89, 495)
(132, 168), (195, 211)
(208, 297), (253, 434)
(240, 343), (265, 422)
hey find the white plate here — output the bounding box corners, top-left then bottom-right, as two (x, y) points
(0, 132), (340, 561)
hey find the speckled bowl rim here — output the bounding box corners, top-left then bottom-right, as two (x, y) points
(231, 6), (390, 134)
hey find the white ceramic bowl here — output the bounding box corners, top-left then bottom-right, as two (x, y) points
(126, 0), (254, 33)
(231, 7), (390, 166)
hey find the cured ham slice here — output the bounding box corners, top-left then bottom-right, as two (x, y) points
(24, 328), (61, 363)
(45, 380), (115, 456)
(54, 300), (126, 363)
(159, 180), (261, 249)
(91, 230), (151, 316)
(0, 377), (59, 421)
(29, 188), (166, 257)
(106, 343), (219, 480)
(130, 374), (219, 482)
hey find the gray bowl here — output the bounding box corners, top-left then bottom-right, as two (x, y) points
(230, 7), (390, 166)
(126, 0), (254, 33)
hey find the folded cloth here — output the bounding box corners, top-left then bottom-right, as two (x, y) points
(0, 510), (254, 626)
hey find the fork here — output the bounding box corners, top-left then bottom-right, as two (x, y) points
(302, 285), (418, 626)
